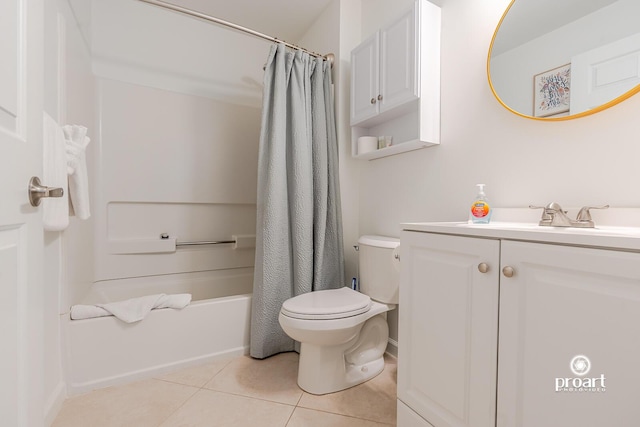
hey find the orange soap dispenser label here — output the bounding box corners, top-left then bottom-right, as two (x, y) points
(471, 201), (490, 218)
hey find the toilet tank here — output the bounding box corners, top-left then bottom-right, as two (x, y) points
(358, 235), (400, 304)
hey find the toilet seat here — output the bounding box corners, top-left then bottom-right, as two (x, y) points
(281, 287), (371, 320)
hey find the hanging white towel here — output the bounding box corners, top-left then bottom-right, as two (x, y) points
(42, 112), (70, 231)
(62, 125), (91, 219)
(69, 293), (192, 323)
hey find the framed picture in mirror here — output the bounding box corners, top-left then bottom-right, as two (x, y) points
(533, 63), (571, 117)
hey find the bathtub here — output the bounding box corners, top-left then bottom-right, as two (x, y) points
(64, 268), (253, 395)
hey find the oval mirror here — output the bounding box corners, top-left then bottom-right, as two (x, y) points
(488, 0), (640, 121)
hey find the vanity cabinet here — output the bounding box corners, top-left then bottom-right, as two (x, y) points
(398, 226), (640, 427)
(350, 0), (441, 160)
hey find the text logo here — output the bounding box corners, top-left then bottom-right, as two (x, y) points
(555, 354), (606, 393)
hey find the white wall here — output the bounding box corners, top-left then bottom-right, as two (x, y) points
(358, 0), (640, 238)
(43, 0), (96, 424)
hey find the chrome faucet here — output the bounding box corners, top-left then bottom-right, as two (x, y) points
(529, 203), (609, 228)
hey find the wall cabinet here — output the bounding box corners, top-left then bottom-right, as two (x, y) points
(350, 9), (417, 125)
(350, 0), (441, 160)
(398, 227), (640, 427)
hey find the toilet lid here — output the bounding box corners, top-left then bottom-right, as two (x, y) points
(281, 287), (371, 320)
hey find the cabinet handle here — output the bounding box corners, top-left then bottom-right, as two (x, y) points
(370, 98), (376, 104)
(502, 266), (515, 278)
(377, 94), (383, 101)
(478, 263), (489, 273)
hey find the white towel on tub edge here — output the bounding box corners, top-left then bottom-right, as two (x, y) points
(70, 293), (192, 323)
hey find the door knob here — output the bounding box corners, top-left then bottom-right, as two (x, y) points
(370, 98), (376, 104)
(502, 266), (515, 278)
(478, 263), (489, 273)
(28, 176), (64, 207)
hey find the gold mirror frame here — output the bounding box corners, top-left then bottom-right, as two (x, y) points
(487, 0), (640, 121)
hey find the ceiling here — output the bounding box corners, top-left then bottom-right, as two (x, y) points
(491, 0), (619, 56)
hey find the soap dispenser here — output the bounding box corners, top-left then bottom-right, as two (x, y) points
(470, 184), (492, 224)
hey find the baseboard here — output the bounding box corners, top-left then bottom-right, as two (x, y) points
(66, 346), (248, 396)
(44, 381), (67, 427)
(386, 338), (398, 358)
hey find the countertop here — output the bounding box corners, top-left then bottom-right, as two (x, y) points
(401, 221), (640, 252)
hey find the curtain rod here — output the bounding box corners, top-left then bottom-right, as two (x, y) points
(136, 0), (334, 67)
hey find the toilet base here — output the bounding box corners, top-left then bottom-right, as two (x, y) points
(297, 314), (389, 395)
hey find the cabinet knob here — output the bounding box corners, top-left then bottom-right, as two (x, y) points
(370, 98), (376, 104)
(478, 263), (489, 273)
(502, 266), (515, 278)
(377, 94), (383, 101)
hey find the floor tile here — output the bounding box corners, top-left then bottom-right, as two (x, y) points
(297, 357), (397, 425)
(204, 352), (303, 405)
(52, 353), (398, 426)
(287, 407), (395, 427)
(51, 379), (198, 427)
(156, 358), (233, 388)
(160, 389), (294, 427)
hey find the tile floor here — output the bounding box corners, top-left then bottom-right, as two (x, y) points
(52, 352), (397, 426)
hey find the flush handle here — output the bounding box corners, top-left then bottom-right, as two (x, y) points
(28, 176), (64, 207)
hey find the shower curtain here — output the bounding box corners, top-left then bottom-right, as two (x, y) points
(250, 43), (344, 359)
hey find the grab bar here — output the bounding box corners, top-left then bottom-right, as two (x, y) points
(160, 233), (234, 247)
(160, 233), (255, 249)
(176, 240), (236, 247)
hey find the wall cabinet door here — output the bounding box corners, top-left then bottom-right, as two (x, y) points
(350, 33), (379, 125)
(350, 4), (418, 126)
(379, 5), (417, 114)
(398, 231), (500, 427)
(498, 240), (640, 427)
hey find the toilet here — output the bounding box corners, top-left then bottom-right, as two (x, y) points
(278, 235), (400, 395)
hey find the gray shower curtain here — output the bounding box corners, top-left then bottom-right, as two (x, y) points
(250, 43), (344, 359)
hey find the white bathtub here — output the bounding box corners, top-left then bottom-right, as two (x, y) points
(64, 268), (253, 395)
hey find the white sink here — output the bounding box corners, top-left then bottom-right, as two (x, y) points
(455, 222), (542, 231)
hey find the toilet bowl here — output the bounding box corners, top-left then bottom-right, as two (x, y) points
(278, 235), (400, 395)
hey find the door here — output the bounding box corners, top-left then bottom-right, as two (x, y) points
(379, 3), (418, 113)
(350, 32), (379, 125)
(570, 32), (640, 114)
(498, 240), (640, 427)
(0, 0), (45, 425)
(398, 231), (500, 427)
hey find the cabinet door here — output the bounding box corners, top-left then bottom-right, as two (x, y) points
(398, 231), (500, 427)
(379, 4), (418, 113)
(350, 32), (379, 125)
(498, 241), (640, 427)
